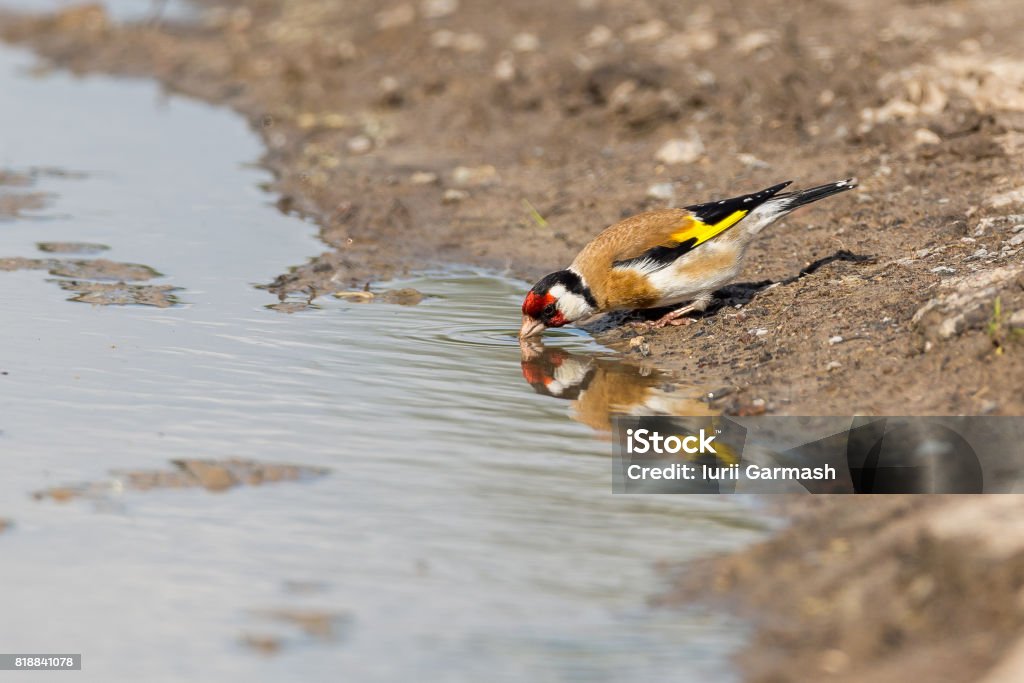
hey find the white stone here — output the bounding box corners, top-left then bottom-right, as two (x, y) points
(914, 128), (941, 145)
(421, 0), (457, 19)
(646, 183), (675, 201)
(452, 165), (499, 187)
(624, 20), (667, 44)
(656, 133), (704, 165)
(410, 171), (439, 185)
(443, 189), (469, 203)
(511, 33), (539, 52)
(347, 135), (373, 154)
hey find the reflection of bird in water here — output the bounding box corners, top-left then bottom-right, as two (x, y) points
(519, 341), (717, 434)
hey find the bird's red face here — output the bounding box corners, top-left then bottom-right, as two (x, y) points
(519, 270), (597, 339)
(520, 290), (568, 340)
(522, 290), (568, 327)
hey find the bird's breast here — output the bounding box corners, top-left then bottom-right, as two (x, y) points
(599, 268), (663, 311)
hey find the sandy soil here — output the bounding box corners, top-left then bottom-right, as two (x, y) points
(660, 496), (1024, 683)
(4, 0), (1024, 679)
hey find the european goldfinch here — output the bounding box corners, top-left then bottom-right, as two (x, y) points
(519, 179), (857, 339)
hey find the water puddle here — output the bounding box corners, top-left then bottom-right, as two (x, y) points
(0, 0), (195, 24)
(0, 34), (767, 682)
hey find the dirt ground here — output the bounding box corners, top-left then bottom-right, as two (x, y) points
(661, 495), (1024, 683)
(4, 0), (1024, 680)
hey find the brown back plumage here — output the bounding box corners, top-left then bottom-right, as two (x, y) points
(570, 209), (695, 310)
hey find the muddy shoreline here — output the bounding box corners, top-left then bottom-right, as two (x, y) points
(4, 1), (1024, 680)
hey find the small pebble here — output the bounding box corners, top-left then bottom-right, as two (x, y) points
(646, 183), (675, 201)
(624, 19), (668, 44)
(454, 32), (486, 52)
(737, 153), (769, 168)
(629, 336), (651, 356)
(452, 165), (499, 187)
(430, 29), (456, 48)
(333, 291), (375, 302)
(584, 25), (613, 49)
(347, 135), (373, 154)
(380, 288), (425, 306)
(443, 189), (469, 204)
(979, 400), (999, 414)
(819, 649), (850, 675)
(410, 171), (439, 185)
(655, 133), (704, 165)
(828, 335), (844, 345)
(421, 0), (458, 19)
(493, 55), (516, 82)
(511, 32), (540, 52)
(913, 128), (941, 145)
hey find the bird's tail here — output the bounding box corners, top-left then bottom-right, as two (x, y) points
(774, 178), (858, 209)
(742, 178), (857, 234)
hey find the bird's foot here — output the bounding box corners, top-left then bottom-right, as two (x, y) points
(651, 305), (700, 328)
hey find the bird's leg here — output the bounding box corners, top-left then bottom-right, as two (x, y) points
(652, 305), (699, 328)
(653, 294), (713, 328)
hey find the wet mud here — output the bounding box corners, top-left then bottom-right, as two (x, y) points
(0, 170), (51, 218)
(0, 249), (179, 306)
(32, 458), (330, 502)
(36, 241), (110, 254)
(0, 168), (180, 306)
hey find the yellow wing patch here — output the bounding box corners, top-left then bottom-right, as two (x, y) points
(670, 209), (748, 246)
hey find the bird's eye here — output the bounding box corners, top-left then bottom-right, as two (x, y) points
(542, 303), (557, 318)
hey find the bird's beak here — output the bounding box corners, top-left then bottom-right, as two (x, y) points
(519, 315), (546, 340)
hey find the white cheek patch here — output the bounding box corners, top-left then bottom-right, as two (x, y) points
(555, 291), (593, 322)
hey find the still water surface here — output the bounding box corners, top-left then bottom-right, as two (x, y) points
(0, 31), (768, 683)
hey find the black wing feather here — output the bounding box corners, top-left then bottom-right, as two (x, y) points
(613, 181), (793, 272)
(684, 181), (792, 225)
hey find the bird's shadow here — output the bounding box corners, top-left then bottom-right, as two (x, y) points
(582, 249), (873, 334)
